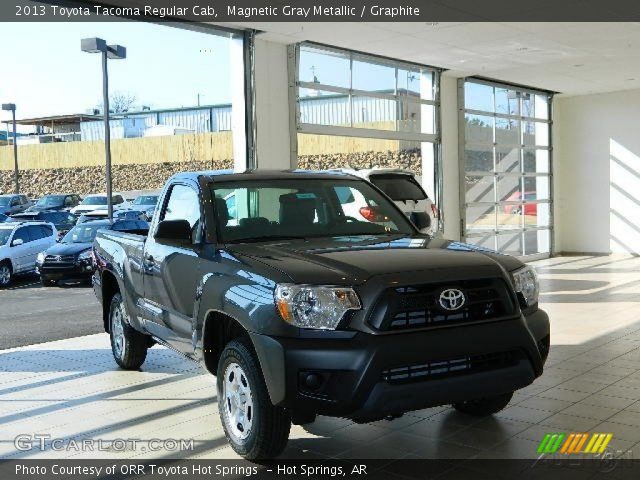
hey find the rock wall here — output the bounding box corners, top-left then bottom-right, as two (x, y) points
(298, 149), (422, 174)
(0, 160), (231, 197)
(0, 149), (422, 197)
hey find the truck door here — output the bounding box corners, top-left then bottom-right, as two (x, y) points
(142, 182), (203, 354)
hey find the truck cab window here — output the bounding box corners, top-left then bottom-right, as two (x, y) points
(162, 185), (201, 242)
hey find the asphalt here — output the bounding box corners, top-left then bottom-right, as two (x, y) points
(0, 274), (102, 350)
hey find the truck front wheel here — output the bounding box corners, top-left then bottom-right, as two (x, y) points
(453, 391), (513, 416)
(217, 337), (291, 460)
(109, 293), (148, 370)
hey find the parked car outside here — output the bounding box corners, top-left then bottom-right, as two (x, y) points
(332, 168), (438, 235)
(504, 191), (537, 216)
(129, 194), (160, 220)
(36, 219), (148, 286)
(0, 194), (32, 216)
(0, 221), (58, 287)
(70, 194), (129, 215)
(10, 211), (78, 240)
(92, 169), (549, 459)
(27, 194), (81, 212)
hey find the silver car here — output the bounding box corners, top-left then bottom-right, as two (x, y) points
(0, 221), (58, 287)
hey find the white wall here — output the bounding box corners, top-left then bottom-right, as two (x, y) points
(554, 89), (640, 254)
(254, 38), (292, 170)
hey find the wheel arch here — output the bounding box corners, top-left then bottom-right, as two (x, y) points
(201, 310), (250, 375)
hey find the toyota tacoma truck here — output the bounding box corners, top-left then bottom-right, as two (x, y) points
(92, 169), (549, 460)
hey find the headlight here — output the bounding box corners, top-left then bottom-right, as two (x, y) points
(274, 284), (361, 330)
(36, 252), (45, 264)
(78, 250), (93, 261)
(511, 265), (539, 307)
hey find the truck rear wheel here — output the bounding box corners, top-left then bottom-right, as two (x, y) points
(217, 337), (291, 460)
(453, 391), (513, 416)
(109, 293), (148, 370)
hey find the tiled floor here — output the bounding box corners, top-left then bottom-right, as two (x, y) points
(3, 255), (640, 460)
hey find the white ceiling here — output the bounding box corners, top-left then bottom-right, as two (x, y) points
(223, 22), (640, 96)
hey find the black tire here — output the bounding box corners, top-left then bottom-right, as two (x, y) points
(109, 293), (148, 370)
(0, 261), (12, 288)
(217, 336), (291, 460)
(453, 391), (513, 416)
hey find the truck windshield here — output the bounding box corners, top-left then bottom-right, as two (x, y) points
(212, 178), (415, 243)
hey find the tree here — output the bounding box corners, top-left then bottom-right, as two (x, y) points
(95, 91), (137, 114)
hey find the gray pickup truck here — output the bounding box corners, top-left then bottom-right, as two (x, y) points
(93, 169), (550, 459)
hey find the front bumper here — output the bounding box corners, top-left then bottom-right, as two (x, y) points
(37, 262), (94, 281)
(250, 309), (549, 422)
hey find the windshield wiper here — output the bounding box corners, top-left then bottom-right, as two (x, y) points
(228, 235), (306, 244)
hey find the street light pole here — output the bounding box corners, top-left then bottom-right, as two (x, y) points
(81, 38), (126, 221)
(101, 49), (113, 221)
(2, 103), (18, 193)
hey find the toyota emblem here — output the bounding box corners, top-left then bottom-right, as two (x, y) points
(438, 288), (465, 311)
(53, 256), (62, 262)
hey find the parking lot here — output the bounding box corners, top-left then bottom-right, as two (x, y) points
(0, 275), (101, 349)
(3, 255), (640, 463)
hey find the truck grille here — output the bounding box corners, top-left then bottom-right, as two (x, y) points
(381, 351), (518, 385)
(369, 278), (516, 331)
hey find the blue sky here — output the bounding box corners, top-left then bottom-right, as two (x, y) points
(0, 21), (233, 127)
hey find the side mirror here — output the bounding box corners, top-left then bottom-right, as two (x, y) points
(11, 238), (24, 247)
(411, 212), (432, 231)
(155, 219), (192, 243)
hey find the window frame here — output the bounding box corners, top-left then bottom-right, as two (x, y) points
(459, 77), (554, 260)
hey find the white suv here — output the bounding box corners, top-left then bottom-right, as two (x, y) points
(331, 168), (438, 235)
(0, 222), (58, 287)
(70, 194), (129, 215)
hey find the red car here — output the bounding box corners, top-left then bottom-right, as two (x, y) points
(504, 191), (537, 216)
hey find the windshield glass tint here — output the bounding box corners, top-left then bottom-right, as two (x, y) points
(0, 228), (12, 245)
(36, 195), (65, 207)
(0, 198), (10, 206)
(133, 195), (158, 205)
(212, 178), (414, 243)
(369, 175), (428, 201)
(62, 225), (102, 243)
(81, 196), (107, 205)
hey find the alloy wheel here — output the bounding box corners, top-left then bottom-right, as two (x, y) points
(0, 265), (10, 286)
(111, 303), (125, 359)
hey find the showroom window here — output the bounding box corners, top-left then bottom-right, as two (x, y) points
(460, 78), (553, 258)
(289, 43), (442, 230)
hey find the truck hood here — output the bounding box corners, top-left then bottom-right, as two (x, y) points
(229, 235), (524, 285)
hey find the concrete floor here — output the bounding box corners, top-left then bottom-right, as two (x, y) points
(2, 255), (640, 462)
